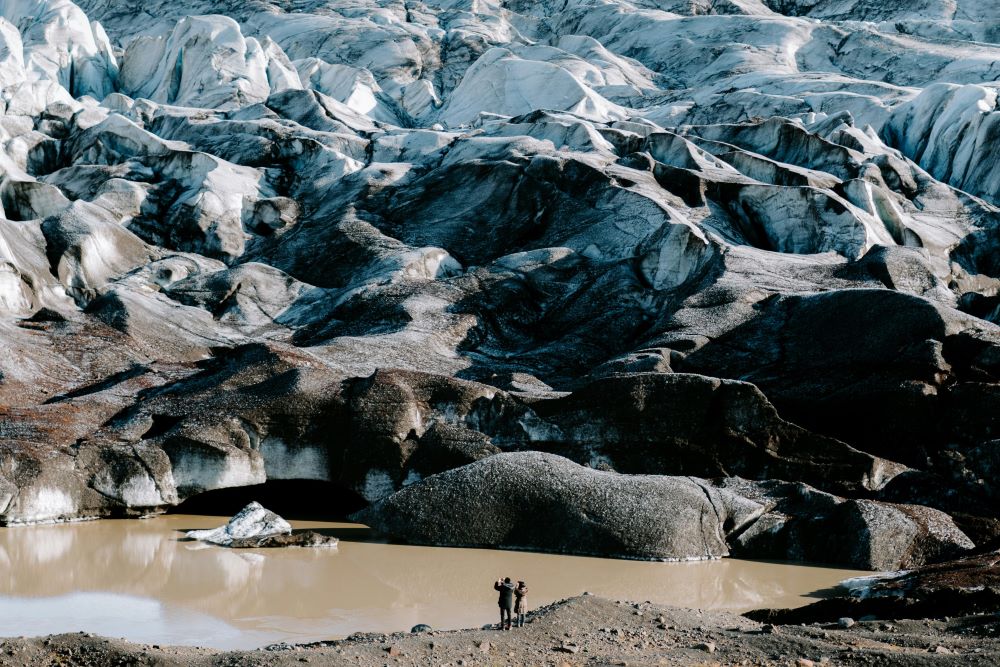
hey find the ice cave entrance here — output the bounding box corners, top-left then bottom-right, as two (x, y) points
(169, 479), (367, 520)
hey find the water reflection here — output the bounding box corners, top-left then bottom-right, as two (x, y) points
(0, 516), (867, 648)
(0, 593), (261, 649)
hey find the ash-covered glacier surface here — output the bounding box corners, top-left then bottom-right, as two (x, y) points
(1, 0), (1000, 567)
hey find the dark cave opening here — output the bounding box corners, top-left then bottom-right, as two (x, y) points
(169, 479), (368, 521)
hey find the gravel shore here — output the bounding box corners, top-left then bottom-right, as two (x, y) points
(2, 595), (999, 666)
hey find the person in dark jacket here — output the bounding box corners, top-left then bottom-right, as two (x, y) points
(494, 577), (515, 630)
(514, 580), (528, 627)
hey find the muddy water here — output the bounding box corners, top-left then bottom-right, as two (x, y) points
(0, 515), (867, 649)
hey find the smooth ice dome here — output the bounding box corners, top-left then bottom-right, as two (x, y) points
(439, 47), (629, 127)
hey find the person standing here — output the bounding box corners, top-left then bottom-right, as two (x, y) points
(514, 580), (528, 628)
(494, 577), (515, 630)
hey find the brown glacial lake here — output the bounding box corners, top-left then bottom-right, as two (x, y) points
(0, 515), (868, 649)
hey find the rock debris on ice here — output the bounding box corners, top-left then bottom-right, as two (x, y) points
(0, 0), (998, 567)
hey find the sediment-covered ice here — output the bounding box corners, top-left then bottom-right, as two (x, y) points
(0, 0), (998, 567)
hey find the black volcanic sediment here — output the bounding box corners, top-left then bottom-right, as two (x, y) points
(0, 0), (999, 572)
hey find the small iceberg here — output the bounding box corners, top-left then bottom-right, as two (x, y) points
(185, 502), (338, 549)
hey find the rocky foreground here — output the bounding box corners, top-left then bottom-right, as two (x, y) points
(2, 595), (999, 667)
(2, 0), (1000, 573)
(751, 549), (1000, 626)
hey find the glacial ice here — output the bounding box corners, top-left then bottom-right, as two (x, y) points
(0, 0), (998, 563)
